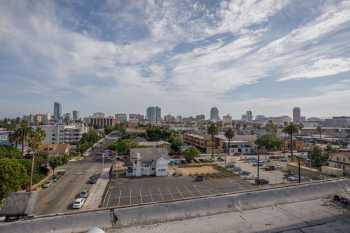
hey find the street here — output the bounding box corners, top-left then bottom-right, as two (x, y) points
(33, 147), (110, 216)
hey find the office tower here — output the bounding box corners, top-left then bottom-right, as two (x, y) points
(246, 110), (253, 121)
(54, 102), (62, 122)
(146, 106), (162, 123)
(210, 107), (220, 121)
(293, 107), (301, 123)
(72, 110), (79, 122)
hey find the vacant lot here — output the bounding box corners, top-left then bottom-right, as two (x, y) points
(175, 165), (219, 176)
(102, 176), (256, 208)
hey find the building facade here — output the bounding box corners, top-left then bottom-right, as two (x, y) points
(146, 106), (161, 123)
(53, 102), (62, 122)
(37, 124), (88, 145)
(210, 107), (220, 121)
(293, 107), (301, 123)
(126, 148), (169, 177)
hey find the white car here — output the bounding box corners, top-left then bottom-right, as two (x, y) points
(72, 198), (86, 209)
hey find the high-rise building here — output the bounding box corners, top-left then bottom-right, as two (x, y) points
(293, 107), (301, 123)
(246, 110), (253, 121)
(53, 102), (62, 122)
(210, 107), (220, 121)
(223, 114), (232, 127)
(72, 110), (79, 122)
(146, 106), (161, 123)
(115, 113), (128, 123)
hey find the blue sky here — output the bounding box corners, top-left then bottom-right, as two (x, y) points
(1, 0), (350, 119)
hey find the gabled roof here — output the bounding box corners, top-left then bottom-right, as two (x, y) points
(130, 147), (169, 162)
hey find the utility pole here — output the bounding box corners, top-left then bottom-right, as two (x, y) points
(298, 156), (301, 184)
(257, 147), (260, 184)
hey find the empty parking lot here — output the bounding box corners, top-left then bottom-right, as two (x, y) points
(102, 176), (255, 207)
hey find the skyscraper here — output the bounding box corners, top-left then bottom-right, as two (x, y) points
(72, 110), (79, 122)
(146, 106), (161, 123)
(210, 107), (220, 121)
(293, 107), (301, 123)
(53, 102), (62, 122)
(246, 110), (253, 121)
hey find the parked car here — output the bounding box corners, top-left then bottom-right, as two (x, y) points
(194, 175), (204, 182)
(264, 165), (275, 171)
(255, 178), (269, 185)
(72, 198), (86, 209)
(42, 182), (51, 188)
(79, 190), (89, 198)
(287, 175), (298, 181)
(240, 171), (254, 180)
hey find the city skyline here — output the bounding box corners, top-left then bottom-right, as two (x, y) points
(1, 1), (350, 118)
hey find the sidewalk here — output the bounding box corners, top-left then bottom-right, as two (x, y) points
(83, 168), (110, 210)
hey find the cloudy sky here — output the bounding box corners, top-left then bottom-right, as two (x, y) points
(1, 0), (350, 119)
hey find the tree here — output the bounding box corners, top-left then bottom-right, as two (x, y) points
(316, 126), (322, 140)
(309, 145), (326, 168)
(108, 139), (138, 155)
(0, 158), (28, 200)
(265, 120), (277, 135)
(0, 145), (21, 159)
(282, 122), (301, 160)
(15, 121), (32, 157)
(170, 137), (183, 155)
(48, 155), (69, 174)
(184, 146), (200, 162)
(207, 123), (218, 158)
(28, 128), (46, 191)
(255, 134), (283, 151)
(225, 128), (235, 155)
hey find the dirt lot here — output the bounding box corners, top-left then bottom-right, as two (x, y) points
(174, 165), (219, 176)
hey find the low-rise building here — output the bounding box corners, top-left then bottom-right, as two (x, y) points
(328, 149), (350, 175)
(39, 144), (71, 157)
(126, 148), (169, 177)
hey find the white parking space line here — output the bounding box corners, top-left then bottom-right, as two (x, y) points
(175, 185), (184, 198)
(148, 189), (154, 202)
(183, 184), (194, 196)
(129, 190), (132, 205)
(158, 187), (164, 201)
(167, 187), (175, 200)
(105, 190), (112, 207)
(192, 184), (203, 195)
(139, 189), (143, 203)
(117, 190), (122, 206)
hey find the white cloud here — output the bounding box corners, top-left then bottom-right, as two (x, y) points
(279, 58), (350, 81)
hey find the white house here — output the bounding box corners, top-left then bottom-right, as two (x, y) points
(126, 148), (169, 177)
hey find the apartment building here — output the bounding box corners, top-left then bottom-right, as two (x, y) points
(87, 116), (117, 129)
(37, 124), (88, 145)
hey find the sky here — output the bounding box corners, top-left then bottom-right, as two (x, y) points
(1, 0), (350, 119)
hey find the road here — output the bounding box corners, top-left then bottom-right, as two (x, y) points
(33, 146), (111, 216)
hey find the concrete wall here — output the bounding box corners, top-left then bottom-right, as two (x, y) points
(114, 179), (350, 227)
(1, 179), (349, 233)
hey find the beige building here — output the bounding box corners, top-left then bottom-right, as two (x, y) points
(328, 149), (350, 175)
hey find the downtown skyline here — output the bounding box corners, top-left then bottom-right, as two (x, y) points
(1, 1), (350, 118)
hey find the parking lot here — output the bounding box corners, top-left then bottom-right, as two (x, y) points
(102, 176), (255, 207)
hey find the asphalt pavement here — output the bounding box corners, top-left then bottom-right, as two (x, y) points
(33, 148), (110, 216)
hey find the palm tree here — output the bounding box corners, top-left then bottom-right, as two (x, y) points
(8, 130), (20, 148)
(207, 123), (218, 158)
(16, 121), (32, 157)
(282, 122), (301, 160)
(316, 126), (322, 140)
(225, 128), (235, 156)
(224, 128), (235, 167)
(28, 128), (46, 191)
